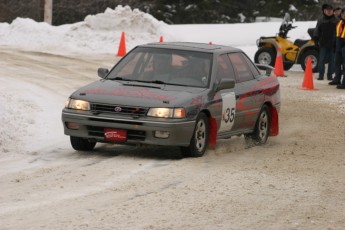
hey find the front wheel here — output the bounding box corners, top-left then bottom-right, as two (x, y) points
(254, 47), (276, 69)
(181, 113), (209, 157)
(70, 136), (96, 151)
(300, 50), (318, 73)
(245, 105), (271, 145)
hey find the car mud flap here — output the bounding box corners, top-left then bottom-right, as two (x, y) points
(208, 117), (217, 149)
(269, 106), (279, 136)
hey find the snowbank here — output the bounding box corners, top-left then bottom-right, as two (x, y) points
(0, 5), (169, 54)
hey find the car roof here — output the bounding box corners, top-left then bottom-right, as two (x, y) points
(138, 42), (242, 54)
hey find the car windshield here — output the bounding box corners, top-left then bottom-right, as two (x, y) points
(107, 47), (213, 88)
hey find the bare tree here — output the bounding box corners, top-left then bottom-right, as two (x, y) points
(44, 0), (53, 24)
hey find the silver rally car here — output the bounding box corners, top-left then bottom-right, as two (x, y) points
(62, 42), (280, 157)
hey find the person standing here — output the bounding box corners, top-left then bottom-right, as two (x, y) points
(313, 4), (339, 80)
(330, 8), (345, 89)
(334, 7), (342, 19)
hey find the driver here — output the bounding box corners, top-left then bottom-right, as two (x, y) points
(151, 53), (172, 82)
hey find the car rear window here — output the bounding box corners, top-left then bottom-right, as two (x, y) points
(228, 52), (255, 82)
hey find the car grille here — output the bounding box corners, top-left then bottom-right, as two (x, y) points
(87, 126), (146, 141)
(90, 103), (149, 117)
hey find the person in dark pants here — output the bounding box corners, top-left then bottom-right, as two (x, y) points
(313, 4), (339, 80)
(330, 8), (345, 87)
(330, 8), (345, 89)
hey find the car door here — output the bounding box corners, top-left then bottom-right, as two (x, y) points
(211, 54), (237, 134)
(228, 52), (265, 132)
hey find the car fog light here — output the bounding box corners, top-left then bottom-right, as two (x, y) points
(66, 122), (79, 130)
(154, 131), (170, 139)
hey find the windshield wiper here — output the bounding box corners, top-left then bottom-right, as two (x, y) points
(112, 78), (187, 87)
(112, 77), (134, 81)
(112, 77), (162, 84)
(150, 80), (189, 86)
(149, 80), (166, 84)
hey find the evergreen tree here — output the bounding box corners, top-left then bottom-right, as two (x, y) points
(145, 0), (321, 24)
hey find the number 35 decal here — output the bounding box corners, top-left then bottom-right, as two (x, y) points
(224, 107), (235, 123)
(219, 92), (236, 132)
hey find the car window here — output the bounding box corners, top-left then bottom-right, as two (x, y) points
(242, 53), (261, 77)
(216, 54), (235, 81)
(228, 52), (254, 82)
(108, 47), (213, 88)
(115, 52), (149, 78)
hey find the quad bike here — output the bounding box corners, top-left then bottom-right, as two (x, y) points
(254, 13), (319, 72)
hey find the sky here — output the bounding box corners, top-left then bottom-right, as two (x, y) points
(0, 5), (322, 158)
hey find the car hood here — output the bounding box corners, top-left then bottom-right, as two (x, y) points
(70, 80), (207, 107)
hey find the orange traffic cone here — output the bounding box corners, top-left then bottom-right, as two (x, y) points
(116, 32), (126, 57)
(274, 47), (285, 77)
(159, 36), (164, 42)
(300, 57), (317, 90)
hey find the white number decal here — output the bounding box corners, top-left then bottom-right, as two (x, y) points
(219, 92), (236, 132)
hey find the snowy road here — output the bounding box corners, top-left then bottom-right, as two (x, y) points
(0, 48), (345, 229)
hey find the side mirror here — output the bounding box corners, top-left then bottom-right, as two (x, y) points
(256, 64), (274, 76)
(216, 79), (235, 91)
(98, 68), (109, 79)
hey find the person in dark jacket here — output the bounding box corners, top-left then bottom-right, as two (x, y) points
(313, 4), (339, 80)
(334, 7), (341, 20)
(330, 8), (345, 89)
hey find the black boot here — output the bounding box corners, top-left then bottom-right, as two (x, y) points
(329, 81), (340, 85)
(336, 84), (345, 89)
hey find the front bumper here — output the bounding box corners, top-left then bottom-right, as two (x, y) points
(62, 109), (196, 147)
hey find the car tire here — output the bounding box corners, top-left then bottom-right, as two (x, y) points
(181, 113), (209, 158)
(70, 136), (96, 151)
(254, 47), (276, 69)
(300, 49), (318, 73)
(245, 105), (270, 146)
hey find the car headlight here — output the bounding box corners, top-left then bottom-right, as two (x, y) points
(65, 98), (90, 111)
(147, 108), (185, 118)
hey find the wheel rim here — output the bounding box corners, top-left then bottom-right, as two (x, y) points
(195, 119), (206, 152)
(258, 52), (272, 65)
(258, 111), (268, 141)
(305, 55), (317, 69)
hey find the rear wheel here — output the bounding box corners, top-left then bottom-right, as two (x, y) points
(254, 47), (276, 69)
(181, 113), (209, 158)
(245, 105), (271, 146)
(300, 49), (318, 73)
(70, 136), (96, 151)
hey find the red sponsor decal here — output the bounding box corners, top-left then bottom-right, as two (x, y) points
(104, 128), (127, 142)
(191, 95), (205, 108)
(84, 87), (175, 102)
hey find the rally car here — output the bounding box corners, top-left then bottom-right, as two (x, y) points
(62, 42), (280, 157)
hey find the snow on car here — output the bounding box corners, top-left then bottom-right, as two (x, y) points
(62, 42), (280, 157)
